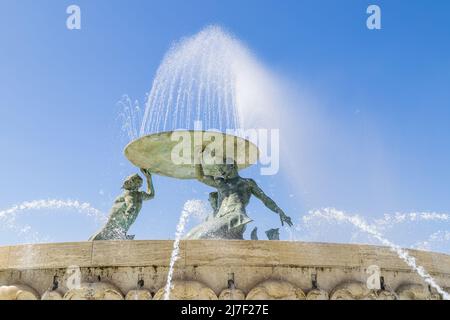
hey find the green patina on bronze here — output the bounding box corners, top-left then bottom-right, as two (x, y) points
(95, 131), (291, 241)
(265, 228), (280, 240)
(124, 131), (259, 179)
(89, 169), (154, 241)
(250, 227), (259, 240)
(184, 157), (293, 240)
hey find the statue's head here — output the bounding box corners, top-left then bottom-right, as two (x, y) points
(218, 159), (239, 179)
(122, 174), (143, 190)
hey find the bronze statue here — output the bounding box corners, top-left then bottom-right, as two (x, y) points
(208, 192), (220, 218)
(89, 169), (154, 241)
(251, 227), (259, 240)
(265, 228), (280, 240)
(185, 159), (293, 240)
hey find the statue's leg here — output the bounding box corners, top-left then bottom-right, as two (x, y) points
(228, 224), (246, 240)
(89, 229), (106, 241)
(89, 224), (127, 241)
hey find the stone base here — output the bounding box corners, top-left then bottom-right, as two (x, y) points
(0, 240), (449, 300)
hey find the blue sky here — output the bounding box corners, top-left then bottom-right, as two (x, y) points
(0, 1), (449, 251)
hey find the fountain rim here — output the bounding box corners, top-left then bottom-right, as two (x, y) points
(1, 240), (449, 274)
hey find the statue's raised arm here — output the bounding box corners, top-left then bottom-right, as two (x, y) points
(194, 149), (220, 187)
(89, 171), (155, 241)
(248, 179), (293, 227)
(195, 163), (219, 187)
(140, 168), (155, 200)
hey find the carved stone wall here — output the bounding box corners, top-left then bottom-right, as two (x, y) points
(0, 241), (449, 300)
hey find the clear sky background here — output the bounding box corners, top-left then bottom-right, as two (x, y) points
(0, 0), (449, 252)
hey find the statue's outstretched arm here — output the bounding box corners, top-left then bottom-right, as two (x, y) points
(140, 169), (155, 200)
(248, 179), (293, 227)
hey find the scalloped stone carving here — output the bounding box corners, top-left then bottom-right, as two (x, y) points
(306, 288), (329, 300)
(41, 290), (63, 300)
(373, 290), (397, 300)
(0, 285), (40, 300)
(246, 280), (306, 300)
(219, 288), (246, 300)
(396, 284), (432, 300)
(330, 282), (372, 300)
(125, 289), (153, 300)
(154, 281), (218, 300)
(63, 282), (123, 300)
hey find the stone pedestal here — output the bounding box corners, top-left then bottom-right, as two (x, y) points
(0, 240), (448, 300)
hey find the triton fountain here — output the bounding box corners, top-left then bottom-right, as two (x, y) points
(0, 26), (449, 300)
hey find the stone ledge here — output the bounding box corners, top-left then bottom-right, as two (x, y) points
(1, 240), (449, 273)
(0, 241), (449, 300)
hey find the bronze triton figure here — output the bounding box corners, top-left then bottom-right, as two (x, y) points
(89, 169), (154, 241)
(185, 158), (293, 240)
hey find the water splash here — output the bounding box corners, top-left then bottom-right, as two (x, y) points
(3, 223), (49, 244)
(118, 95), (143, 141)
(0, 199), (105, 223)
(181, 199), (212, 222)
(415, 231), (450, 252)
(305, 208), (449, 300)
(139, 25), (279, 136)
(374, 212), (450, 230)
(301, 208), (450, 253)
(0, 199), (106, 244)
(163, 201), (193, 300)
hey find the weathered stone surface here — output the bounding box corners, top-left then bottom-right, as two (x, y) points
(246, 280), (306, 300)
(0, 285), (40, 300)
(219, 288), (246, 300)
(92, 240), (181, 267)
(185, 241), (362, 268)
(153, 281), (218, 300)
(41, 290), (63, 300)
(330, 282), (372, 300)
(306, 288), (329, 300)
(0, 247), (9, 268)
(396, 283), (432, 300)
(0, 241), (449, 300)
(375, 290), (397, 300)
(7, 242), (92, 270)
(359, 245), (450, 274)
(63, 282), (123, 300)
(125, 289), (153, 300)
(329, 284), (396, 300)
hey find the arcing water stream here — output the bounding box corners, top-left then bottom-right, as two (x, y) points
(140, 25), (244, 134)
(0, 199), (105, 244)
(0, 199), (105, 222)
(304, 208), (450, 300)
(163, 201), (198, 300)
